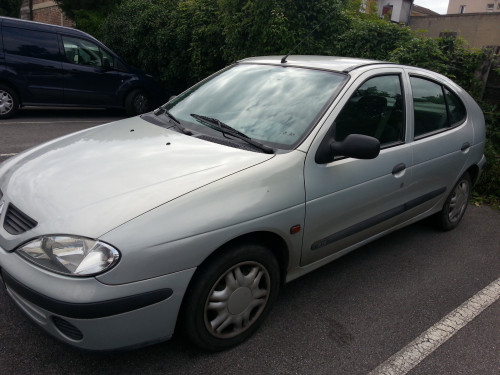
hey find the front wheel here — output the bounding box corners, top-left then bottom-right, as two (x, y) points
(0, 85), (19, 119)
(180, 244), (280, 351)
(435, 172), (471, 231)
(124, 89), (150, 116)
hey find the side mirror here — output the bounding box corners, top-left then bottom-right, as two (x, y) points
(102, 57), (112, 70)
(331, 134), (380, 159)
(316, 133), (380, 164)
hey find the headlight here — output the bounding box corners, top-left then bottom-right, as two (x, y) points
(16, 236), (120, 277)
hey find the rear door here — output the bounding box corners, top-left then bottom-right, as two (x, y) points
(399, 69), (473, 222)
(302, 68), (412, 265)
(1, 24), (63, 104)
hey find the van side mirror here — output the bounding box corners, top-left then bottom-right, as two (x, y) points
(102, 57), (112, 69)
(316, 131), (380, 164)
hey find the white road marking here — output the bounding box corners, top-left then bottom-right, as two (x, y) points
(0, 153), (17, 157)
(368, 277), (500, 375)
(3, 120), (103, 124)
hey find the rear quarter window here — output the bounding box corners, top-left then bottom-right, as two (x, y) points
(2, 26), (60, 61)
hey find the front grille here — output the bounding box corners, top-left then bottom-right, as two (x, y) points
(52, 316), (84, 341)
(3, 204), (37, 235)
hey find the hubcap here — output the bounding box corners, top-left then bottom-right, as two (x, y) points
(448, 179), (469, 223)
(0, 90), (14, 115)
(204, 261), (271, 339)
(134, 94), (148, 113)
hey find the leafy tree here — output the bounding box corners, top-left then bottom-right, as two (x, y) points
(101, 0), (351, 95)
(218, 0), (350, 62)
(54, 0), (123, 36)
(0, 0), (22, 17)
(332, 18), (414, 60)
(101, 0), (186, 93)
(389, 35), (483, 96)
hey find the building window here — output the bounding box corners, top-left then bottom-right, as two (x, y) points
(459, 5), (466, 13)
(487, 4), (494, 12)
(382, 4), (393, 20)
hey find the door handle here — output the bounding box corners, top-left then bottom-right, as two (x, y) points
(461, 142), (471, 152)
(392, 163), (406, 175)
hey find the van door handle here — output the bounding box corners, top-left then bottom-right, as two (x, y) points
(461, 142), (471, 152)
(392, 163), (406, 175)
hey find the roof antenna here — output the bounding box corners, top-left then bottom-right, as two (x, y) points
(281, 13), (334, 64)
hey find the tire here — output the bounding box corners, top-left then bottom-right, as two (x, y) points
(124, 89), (150, 116)
(180, 243), (280, 351)
(0, 84), (19, 119)
(435, 172), (471, 231)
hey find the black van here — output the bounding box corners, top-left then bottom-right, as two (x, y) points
(0, 16), (164, 119)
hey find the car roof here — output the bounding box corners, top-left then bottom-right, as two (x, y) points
(238, 55), (392, 73)
(0, 16), (96, 41)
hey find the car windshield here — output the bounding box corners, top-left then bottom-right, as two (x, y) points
(164, 63), (347, 148)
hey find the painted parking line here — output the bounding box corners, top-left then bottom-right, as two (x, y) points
(368, 276), (500, 375)
(0, 153), (17, 157)
(3, 120), (105, 124)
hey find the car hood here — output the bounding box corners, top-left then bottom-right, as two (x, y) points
(0, 117), (273, 242)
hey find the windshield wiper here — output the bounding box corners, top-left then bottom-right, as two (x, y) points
(190, 113), (274, 154)
(154, 108), (193, 135)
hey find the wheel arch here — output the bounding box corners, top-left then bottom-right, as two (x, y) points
(176, 230), (289, 347)
(197, 231), (290, 285)
(0, 80), (22, 105)
(466, 164), (480, 186)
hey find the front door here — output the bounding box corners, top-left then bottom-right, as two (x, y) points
(302, 70), (412, 265)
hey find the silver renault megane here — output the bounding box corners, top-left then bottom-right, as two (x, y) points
(0, 56), (486, 351)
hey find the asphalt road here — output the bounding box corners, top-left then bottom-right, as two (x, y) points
(0, 108), (499, 375)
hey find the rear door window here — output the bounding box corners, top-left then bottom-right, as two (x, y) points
(410, 76), (467, 138)
(2, 26), (60, 61)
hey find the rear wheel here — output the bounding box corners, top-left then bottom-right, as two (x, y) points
(0, 85), (19, 119)
(435, 172), (471, 231)
(181, 243), (280, 351)
(124, 89), (150, 116)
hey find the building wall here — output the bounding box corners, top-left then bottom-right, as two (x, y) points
(377, 0), (413, 23)
(20, 0), (74, 27)
(447, 0), (500, 14)
(409, 13), (500, 48)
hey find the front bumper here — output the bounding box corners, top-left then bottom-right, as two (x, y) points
(0, 246), (195, 351)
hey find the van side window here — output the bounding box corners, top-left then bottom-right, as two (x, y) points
(2, 27), (60, 61)
(62, 36), (115, 68)
(335, 75), (405, 147)
(410, 77), (467, 138)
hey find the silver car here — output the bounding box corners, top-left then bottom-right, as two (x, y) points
(0, 56), (486, 351)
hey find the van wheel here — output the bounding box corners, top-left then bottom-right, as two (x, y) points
(0, 85), (19, 119)
(125, 89), (150, 116)
(180, 244), (280, 351)
(435, 172), (471, 231)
